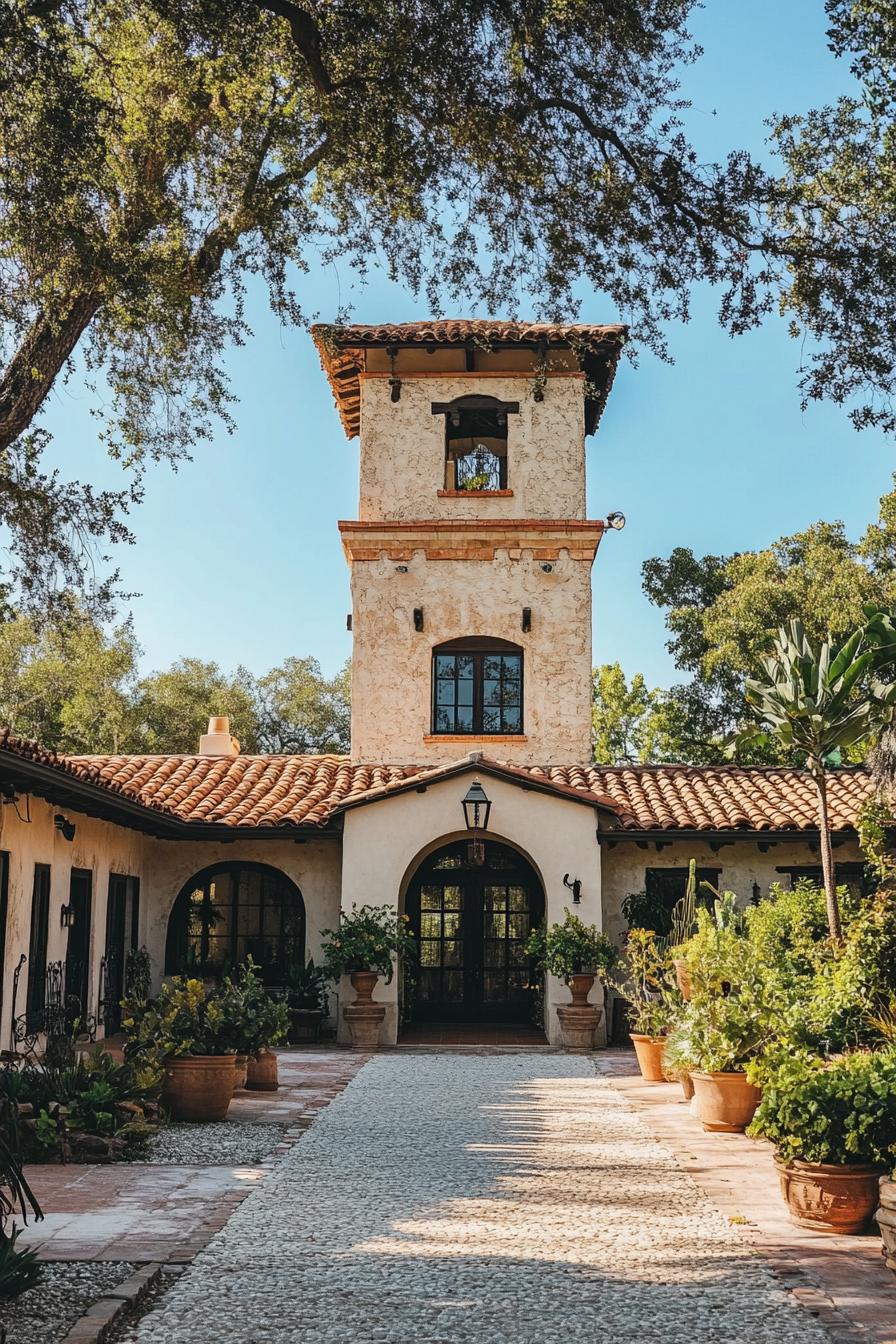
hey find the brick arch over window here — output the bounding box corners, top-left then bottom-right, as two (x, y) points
(165, 862), (305, 985)
(431, 637), (524, 736)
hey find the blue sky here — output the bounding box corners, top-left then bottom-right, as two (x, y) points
(37, 0), (894, 689)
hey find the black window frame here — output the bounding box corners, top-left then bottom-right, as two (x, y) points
(165, 861), (306, 986)
(26, 863), (51, 1025)
(431, 637), (524, 736)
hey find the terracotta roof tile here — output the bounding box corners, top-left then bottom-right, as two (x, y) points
(311, 320), (628, 439)
(0, 731), (874, 833)
(504, 763), (873, 833)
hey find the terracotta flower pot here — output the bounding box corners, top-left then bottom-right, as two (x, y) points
(691, 1071), (760, 1132)
(776, 1158), (882, 1234)
(246, 1048), (279, 1092)
(567, 973), (595, 1008)
(676, 1071), (694, 1102)
(162, 1055), (235, 1122)
(233, 1054), (248, 1090)
(630, 1034), (668, 1082)
(874, 1176), (896, 1274)
(673, 959), (692, 1001)
(557, 1006), (602, 1051)
(343, 970), (385, 1051)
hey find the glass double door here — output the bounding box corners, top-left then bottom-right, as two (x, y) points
(406, 841), (544, 1022)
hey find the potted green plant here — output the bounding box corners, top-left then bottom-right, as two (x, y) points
(750, 1048), (896, 1233)
(284, 958), (330, 1044)
(526, 912), (615, 1049)
(674, 903), (770, 1131)
(612, 928), (677, 1080)
(321, 905), (417, 1050)
(215, 961), (287, 1090)
(123, 977), (235, 1122)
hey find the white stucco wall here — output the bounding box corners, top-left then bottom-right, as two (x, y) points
(349, 546), (593, 764)
(0, 797), (144, 1045)
(358, 375), (587, 521)
(339, 772), (603, 1045)
(140, 836), (343, 995)
(599, 837), (866, 949)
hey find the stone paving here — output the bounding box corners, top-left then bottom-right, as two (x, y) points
(132, 1054), (833, 1344)
(16, 1050), (364, 1263)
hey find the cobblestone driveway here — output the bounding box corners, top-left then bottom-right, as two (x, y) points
(134, 1055), (830, 1343)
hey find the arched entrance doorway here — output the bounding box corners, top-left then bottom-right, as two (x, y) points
(165, 862), (305, 985)
(405, 840), (544, 1023)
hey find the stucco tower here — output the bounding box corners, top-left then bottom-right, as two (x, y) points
(313, 321), (627, 766)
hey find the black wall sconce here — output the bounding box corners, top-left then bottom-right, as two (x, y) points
(521, 607), (532, 633)
(387, 343), (402, 402)
(346, 614), (352, 631)
(563, 873), (582, 904)
(54, 813), (76, 842)
(413, 608), (424, 632)
(60, 903), (76, 929)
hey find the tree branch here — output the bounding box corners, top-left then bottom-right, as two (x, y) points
(255, 1), (332, 95)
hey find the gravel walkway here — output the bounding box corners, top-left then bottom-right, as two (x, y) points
(133, 1056), (830, 1344)
(0, 1260), (135, 1344)
(139, 1120), (287, 1166)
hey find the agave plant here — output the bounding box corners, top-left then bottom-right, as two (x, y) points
(735, 619), (896, 940)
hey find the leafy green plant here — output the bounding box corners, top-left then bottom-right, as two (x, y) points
(218, 962), (289, 1056)
(525, 912), (615, 981)
(621, 889), (671, 936)
(611, 928), (677, 1037)
(749, 1047), (896, 1167)
(671, 907), (780, 1072)
(0, 1226), (41, 1299)
(321, 905), (417, 983)
(735, 618), (896, 939)
(284, 957), (330, 1011)
(123, 977), (234, 1060)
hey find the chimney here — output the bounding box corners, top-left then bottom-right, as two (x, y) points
(198, 715), (240, 757)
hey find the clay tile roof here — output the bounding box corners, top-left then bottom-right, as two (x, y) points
(65, 755), (425, 828)
(0, 731), (874, 834)
(505, 763), (874, 833)
(311, 319), (628, 440)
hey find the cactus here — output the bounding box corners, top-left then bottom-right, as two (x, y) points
(668, 858), (698, 950)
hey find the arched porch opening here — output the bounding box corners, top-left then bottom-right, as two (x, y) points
(404, 838), (545, 1026)
(164, 862), (305, 986)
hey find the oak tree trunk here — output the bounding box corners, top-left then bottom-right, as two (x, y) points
(0, 295), (102, 453)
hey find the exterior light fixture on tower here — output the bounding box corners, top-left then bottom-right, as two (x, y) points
(606, 512), (626, 531)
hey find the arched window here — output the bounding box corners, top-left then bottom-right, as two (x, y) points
(432, 395), (518, 492)
(432, 637), (523, 735)
(165, 863), (305, 985)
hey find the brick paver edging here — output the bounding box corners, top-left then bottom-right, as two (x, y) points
(58, 1263), (167, 1344)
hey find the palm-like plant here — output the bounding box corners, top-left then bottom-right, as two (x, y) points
(737, 620), (896, 940)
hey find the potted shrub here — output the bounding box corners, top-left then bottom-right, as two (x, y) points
(612, 928), (676, 1080)
(284, 958), (330, 1044)
(123, 977), (235, 1122)
(677, 900), (768, 1131)
(321, 905), (417, 1050)
(216, 961), (288, 1090)
(750, 1048), (896, 1233)
(526, 912), (615, 1049)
